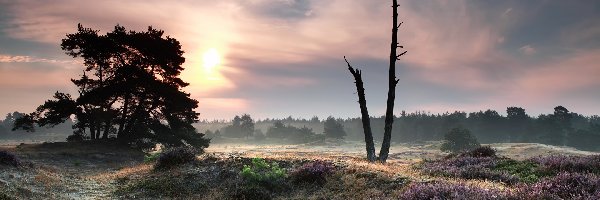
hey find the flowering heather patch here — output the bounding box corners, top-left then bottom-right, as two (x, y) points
(398, 181), (507, 200)
(464, 146), (497, 158)
(154, 146), (198, 170)
(290, 160), (335, 185)
(0, 150), (21, 167)
(420, 155), (518, 184)
(529, 155), (600, 175)
(514, 172), (600, 199)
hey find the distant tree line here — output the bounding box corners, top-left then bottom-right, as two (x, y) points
(0, 112), (73, 140)
(204, 115), (346, 144)
(199, 106), (600, 151)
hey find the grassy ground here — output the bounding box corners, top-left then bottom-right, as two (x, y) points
(0, 141), (596, 199)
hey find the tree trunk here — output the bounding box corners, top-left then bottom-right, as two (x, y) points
(117, 94), (130, 137)
(344, 0), (406, 163)
(379, 0), (406, 163)
(89, 123), (97, 140)
(102, 121), (111, 139)
(345, 57), (377, 162)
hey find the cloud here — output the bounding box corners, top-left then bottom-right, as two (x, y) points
(195, 97), (250, 119)
(502, 8), (513, 17)
(238, 0), (313, 20)
(519, 45), (536, 55)
(0, 54), (77, 64)
(1, 0), (600, 118)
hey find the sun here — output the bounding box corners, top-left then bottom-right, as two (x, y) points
(202, 48), (220, 71)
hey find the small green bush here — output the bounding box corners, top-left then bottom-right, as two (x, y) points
(493, 159), (551, 183)
(240, 158), (286, 189)
(144, 151), (161, 163)
(440, 127), (480, 153)
(154, 146), (198, 170)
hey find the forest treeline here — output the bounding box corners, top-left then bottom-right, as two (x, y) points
(0, 112), (73, 141)
(198, 106), (600, 151)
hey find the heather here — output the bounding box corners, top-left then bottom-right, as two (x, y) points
(529, 155), (600, 175)
(513, 172), (600, 199)
(290, 160), (336, 185)
(0, 150), (21, 167)
(420, 148), (519, 184)
(153, 146), (199, 170)
(398, 182), (507, 200)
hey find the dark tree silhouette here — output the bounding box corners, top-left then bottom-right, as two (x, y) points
(13, 24), (209, 149)
(323, 116), (346, 139)
(440, 127), (480, 153)
(222, 114), (255, 138)
(345, 0), (406, 163)
(345, 57), (376, 162)
(240, 114), (255, 139)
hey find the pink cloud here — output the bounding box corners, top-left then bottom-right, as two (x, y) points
(0, 54), (78, 64)
(195, 97), (250, 119)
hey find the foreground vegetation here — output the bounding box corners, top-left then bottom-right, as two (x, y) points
(0, 141), (597, 199)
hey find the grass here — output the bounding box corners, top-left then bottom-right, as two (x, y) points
(116, 174), (208, 198)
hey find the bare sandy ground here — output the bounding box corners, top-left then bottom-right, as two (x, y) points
(205, 141), (597, 164)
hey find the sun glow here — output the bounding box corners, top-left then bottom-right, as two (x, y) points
(202, 48), (220, 71)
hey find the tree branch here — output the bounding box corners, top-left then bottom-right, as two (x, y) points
(396, 51), (407, 60)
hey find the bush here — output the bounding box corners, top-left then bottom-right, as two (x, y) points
(154, 146), (198, 170)
(0, 151), (21, 167)
(144, 151), (161, 163)
(493, 159), (549, 183)
(464, 146), (496, 158)
(240, 158), (286, 190)
(290, 160), (335, 185)
(440, 127), (480, 153)
(398, 182), (506, 200)
(66, 132), (85, 142)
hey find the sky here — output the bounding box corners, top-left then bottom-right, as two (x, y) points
(0, 0), (599, 120)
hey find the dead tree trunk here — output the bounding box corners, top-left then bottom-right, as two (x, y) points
(379, 0), (406, 163)
(344, 0), (406, 163)
(345, 57), (377, 162)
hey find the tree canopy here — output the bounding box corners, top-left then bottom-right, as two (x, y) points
(13, 24), (209, 149)
(323, 116), (346, 139)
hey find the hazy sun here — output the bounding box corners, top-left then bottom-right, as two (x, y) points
(202, 48), (220, 71)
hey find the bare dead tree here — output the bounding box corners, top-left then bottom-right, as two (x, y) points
(345, 57), (376, 162)
(345, 0), (406, 163)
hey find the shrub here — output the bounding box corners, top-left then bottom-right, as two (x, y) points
(154, 146), (198, 170)
(398, 182), (506, 200)
(440, 127), (480, 153)
(0, 151), (21, 167)
(66, 132), (85, 142)
(515, 172), (600, 199)
(240, 158), (286, 189)
(290, 160), (335, 185)
(464, 146), (496, 158)
(493, 159), (549, 183)
(144, 151), (161, 163)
